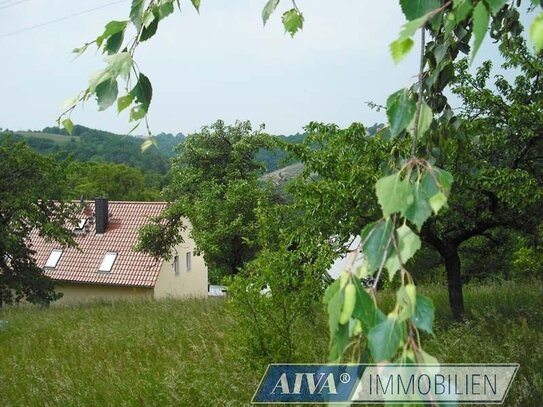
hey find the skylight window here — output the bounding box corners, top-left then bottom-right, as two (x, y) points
(98, 252), (117, 272)
(45, 249), (63, 268)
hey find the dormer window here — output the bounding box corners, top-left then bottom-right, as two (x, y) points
(75, 219), (87, 230)
(45, 249), (63, 268)
(99, 252), (117, 272)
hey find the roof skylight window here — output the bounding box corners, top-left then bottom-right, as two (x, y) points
(98, 252), (117, 272)
(45, 249), (63, 268)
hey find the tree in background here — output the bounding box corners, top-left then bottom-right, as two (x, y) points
(418, 37), (543, 318)
(137, 120), (276, 281)
(65, 161), (161, 201)
(0, 140), (80, 306)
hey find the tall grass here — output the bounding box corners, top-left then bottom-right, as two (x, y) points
(0, 281), (541, 406)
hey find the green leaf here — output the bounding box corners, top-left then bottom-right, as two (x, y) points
(400, 0), (440, 20)
(386, 88), (417, 138)
(117, 94), (133, 113)
(421, 171), (439, 198)
(375, 173), (413, 216)
(130, 105), (146, 121)
(397, 284), (416, 321)
(104, 52), (133, 81)
(404, 180), (433, 230)
(96, 20), (127, 48)
(412, 294), (435, 334)
(140, 11), (159, 42)
(530, 12), (543, 52)
(262, 0), (280, 25)
(141, 137), (157, 152)
(408, 101), (433, 138)
(390, 38), (414, 64)
(105, 30), (124, 55)
(444, 13), (456, 38)
(323, 279), (341, 305)
(130, 0), (145, 29)
(328, 323), (349, 362)
(368, 317), (404, 362)
(485, 0), (506, 15)
(384, 224), (421, 280)
(361, 219), (394, 272)
(129, 73), (153, 115)
(453, 0), (473, 24)
(471, 1), (489, 62)
(62, 118), (74, 135)
(428, 191), (448, 215)
(72, 42), (91, 58)
(159, 2), (174, 19)
(282, 8), (304, 37)
(434, 167), (453, 192)
(190, 0), (201, 12)
(398, 14), (431, 39)
(88, 69), (112, 93)
(352, 277), (384, 331)
(327, 282), (343, 337)
(419, 349), (439, 364)
(95, 78), (118, 111)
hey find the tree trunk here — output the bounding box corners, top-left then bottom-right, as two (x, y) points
(442, 245), (465, 321)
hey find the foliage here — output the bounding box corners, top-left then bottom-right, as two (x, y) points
(136, 120), (276, 281)
(226, 244), (332, 363)
(1, 126), (172, 174)
(0, 140), (80, 306)
(65, 161), (160, 201)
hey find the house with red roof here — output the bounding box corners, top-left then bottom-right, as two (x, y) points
(29, 198), (208, 303)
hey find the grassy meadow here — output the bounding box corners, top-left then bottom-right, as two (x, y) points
(0, 281), (541, 406)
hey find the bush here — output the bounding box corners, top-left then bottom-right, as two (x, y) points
(226, 245), (333, 364)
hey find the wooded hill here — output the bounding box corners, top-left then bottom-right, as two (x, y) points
(0, 124), (310, 175)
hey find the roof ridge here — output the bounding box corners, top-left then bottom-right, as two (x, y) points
(79, 201), (168, 204)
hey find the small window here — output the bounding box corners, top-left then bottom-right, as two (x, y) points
(45, 249), (63, 268)
(173, 255), (179, 275)
(185, 252), (192, 272)
(75, 219), (87, 230)
(99, 252), (117, 272)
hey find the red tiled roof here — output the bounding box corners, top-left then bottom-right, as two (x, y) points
(29, 201), (167, 288)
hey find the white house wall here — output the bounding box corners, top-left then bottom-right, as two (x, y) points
(153, 219), (208, 299)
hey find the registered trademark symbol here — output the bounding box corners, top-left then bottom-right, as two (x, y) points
(339, 373), (350, 384)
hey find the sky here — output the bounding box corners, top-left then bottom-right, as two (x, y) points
(0, 0), (506, 137)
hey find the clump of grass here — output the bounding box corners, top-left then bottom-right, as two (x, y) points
(0, 281), (541, 406)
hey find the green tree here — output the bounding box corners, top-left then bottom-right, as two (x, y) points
(65, 161), (160, 201)
(419, 38), (543, 318)
(0, 140), (80, 306)
(137, 120), (275, 281)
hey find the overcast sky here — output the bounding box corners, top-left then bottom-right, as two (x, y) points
(0, 0), (505, 136)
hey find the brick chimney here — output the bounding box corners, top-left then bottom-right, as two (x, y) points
(95, 197), (108, 234)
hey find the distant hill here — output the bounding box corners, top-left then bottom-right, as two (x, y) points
(1, 123), (383, 178)
(1, 125), (179, 174)
(1, 125), (308, 175)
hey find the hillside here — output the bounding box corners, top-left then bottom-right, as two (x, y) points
(1, 125), (310, 175)
(2, 126), (172, 174)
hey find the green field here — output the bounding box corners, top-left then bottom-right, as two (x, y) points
(16, 131), (79, 143)
(0, 281), (541, 406)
